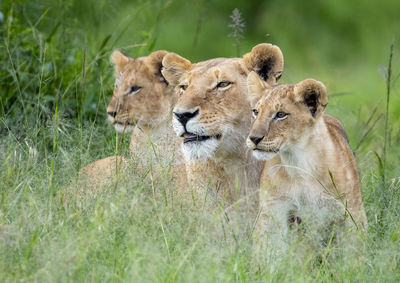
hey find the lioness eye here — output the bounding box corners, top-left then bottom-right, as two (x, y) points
(179, 85), (188, 91)
(252, 109), (259, 117)
(129, 85), (142, 94)
(216, 81), (231, 88)
(274, 111), (289, 120)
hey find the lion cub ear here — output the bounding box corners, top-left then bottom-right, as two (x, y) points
(243, 43), (284, 86)
(111, 50), (130, 74)
(162, 53), (192, 86)
(294, 79), (328, 118)
(146, 50), (169, 83)
(146, 50), (168, 73)
(247, 71), (271, 106)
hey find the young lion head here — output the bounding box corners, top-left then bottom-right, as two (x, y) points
(246, 72), (328, 160)
(107, 50), (175, 132)
(161, 43), (284, 161)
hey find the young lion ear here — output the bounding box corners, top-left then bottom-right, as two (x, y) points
(294, 79), (328, 118)
(243, 43), (284, 86)
(111, 50), (131, 74)
(247, 71), (271, 106)
(161, 53), (192, 86)
(146, 50), (169, 73)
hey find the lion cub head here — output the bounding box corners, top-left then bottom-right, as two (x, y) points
(107, 50), (174, 132)
(246, 72), (328, 160)
(162, 44), (284, 161)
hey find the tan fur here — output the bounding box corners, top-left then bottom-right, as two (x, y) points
(162, 44), (284, 208)
(246, 75), (367, 247)
(108, 50), (176, 133)
(106, 49), (185, 169)
(68, 50), (187, 202)
(69, 156), (127, 200)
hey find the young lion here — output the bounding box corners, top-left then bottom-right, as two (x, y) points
(68, 50), (186, 200)
(161, 43), (284, 209)
(246, 72), (366, 252)
(107, 50), (184, 168)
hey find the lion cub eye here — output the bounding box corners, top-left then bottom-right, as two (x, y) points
(129, 85), (142, 95)
(274, 111), (289, 120)
(252, 109), (259, 118)
(179, 85), (188, 91)
(216, 81), (231, 89)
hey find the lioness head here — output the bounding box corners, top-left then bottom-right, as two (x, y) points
(162, 43), (284, 161)
(246, 72), (328, 160)
(107, 50), (174, 132)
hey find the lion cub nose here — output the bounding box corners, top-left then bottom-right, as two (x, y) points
(249, 136), (264, 145)
(173, 109), (199, 127)
(107, 111), (117, 118)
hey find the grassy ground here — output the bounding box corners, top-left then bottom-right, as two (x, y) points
(1, 0), (400, 281)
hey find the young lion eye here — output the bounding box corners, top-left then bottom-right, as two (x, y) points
(129, 85), (142, 95)
(179, 85), (188, 91)
(216, 81), (231, 89)
(274, 111), (289, 120)
(252, 109), (259, 118)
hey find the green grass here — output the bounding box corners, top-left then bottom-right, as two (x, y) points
(1, 0), (400, 281)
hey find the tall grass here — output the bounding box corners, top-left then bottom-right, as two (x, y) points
(382, 42), (394, 185)
(1, 0), (400, 282)
(228, 8), (245, 57)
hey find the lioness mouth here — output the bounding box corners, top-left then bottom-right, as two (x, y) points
(183, 132), (221, 143)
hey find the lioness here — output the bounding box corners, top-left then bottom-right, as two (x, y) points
(161, 43), (284, 206)
(246, 72), (366, 251)
(69, 50), (186, 200)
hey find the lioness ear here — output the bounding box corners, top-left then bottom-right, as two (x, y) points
(111, 49), (130, 74)
(243, 43), (284, 86)
(294, 79), (328, 118)
(247, 71), (271, 106)
(161, 53), (192, 86)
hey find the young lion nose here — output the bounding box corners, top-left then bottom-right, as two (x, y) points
(173, 109), (199, 127)
(249, 136), (264, 145)
(107, 111), (117, 118)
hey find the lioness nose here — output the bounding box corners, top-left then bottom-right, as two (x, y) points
(174, 109), (199, 126)
(249, 136), (264, 145)
(107, 111), (117, 118)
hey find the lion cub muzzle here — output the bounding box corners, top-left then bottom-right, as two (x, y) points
(249, 135), (264, 146)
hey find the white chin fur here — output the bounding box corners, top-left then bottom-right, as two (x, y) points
(114, 124), (134, 133)
(252, 150), (277, 161)
(181, 138), (219, 161)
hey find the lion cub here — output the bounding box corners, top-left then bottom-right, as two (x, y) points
(106, 49), (184, 168)
(67, 50), (186, 202)
(246, 72), (366, 248)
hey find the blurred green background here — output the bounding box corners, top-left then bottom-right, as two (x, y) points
(1, 0), (400, 170)
(0, 0), (399, 170)
(1, 0), (400, 143)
